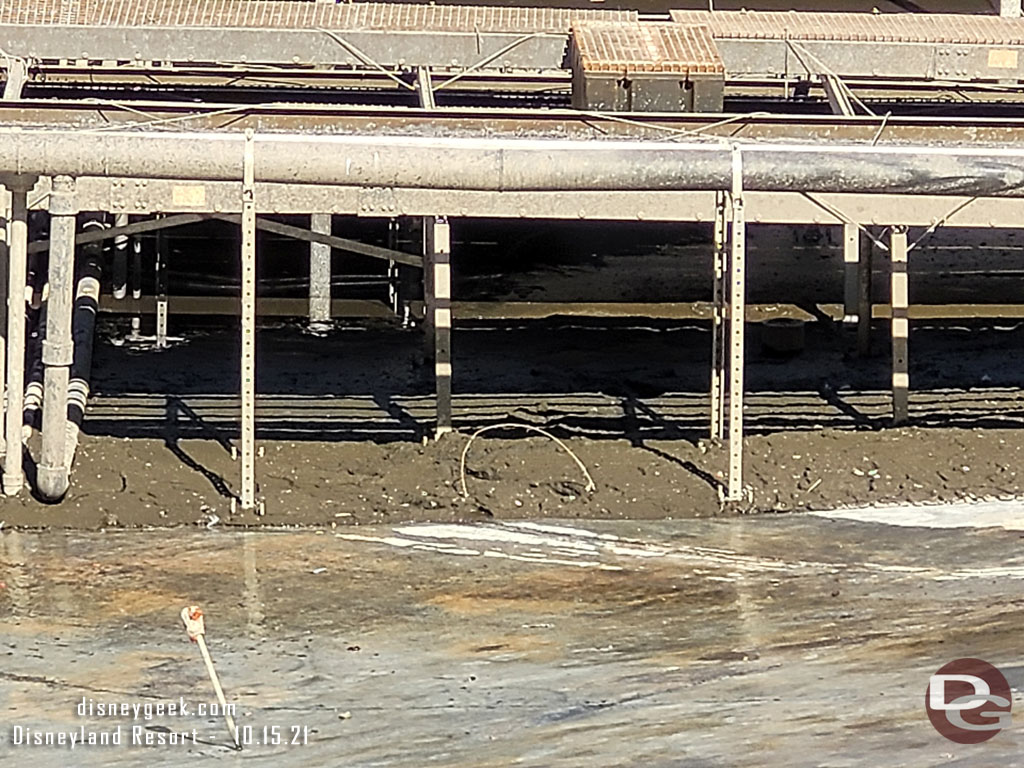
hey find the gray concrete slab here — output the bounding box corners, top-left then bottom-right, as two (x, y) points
(1, 512), (1022, 766)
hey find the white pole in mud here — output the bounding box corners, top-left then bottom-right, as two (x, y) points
(309, 213), (332, 329)
(424, 216), (452, 437)
(180, 606), (240, 750)
(710, 191), (727, 441)
(725, 149), (746, 503)
(3, 181), (29, 495)
(240, 131), (257, 510)
(890, 226), (910, 425)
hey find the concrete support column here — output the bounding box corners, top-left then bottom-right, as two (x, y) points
(1001, 0), (1021, 18)
(424, 216), (452, 437)
(890, 227), (910, 425)
(724, 152), (746, 504)
(309, 213), (332, 329)
(37, 175), (77, 501)
(3, 180), (29, 495)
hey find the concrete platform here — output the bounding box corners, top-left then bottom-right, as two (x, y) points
(1, 511), (1022, 765)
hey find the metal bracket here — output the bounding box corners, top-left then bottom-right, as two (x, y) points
(934, 46), (971, 79)
(357, 186), (398, 216)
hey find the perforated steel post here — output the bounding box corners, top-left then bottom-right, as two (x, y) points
(725, 149), (746, 504)
(710, 190), (727, 441)
(424, 216), (452, 437)
(890, 226), (910, 425)
(240, 131), (257, 510)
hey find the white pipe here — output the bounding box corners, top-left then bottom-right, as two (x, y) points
(3, 183), (28, 496)
(1, 130), (1024, 196)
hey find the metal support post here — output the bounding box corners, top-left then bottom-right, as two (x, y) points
(112, 213), (128, 300)
(424, 216), (452, 437)
(37, 176), (77, 501)
(155, 217), (168, 348)
(842, 222), (859, 324)
(129, 233), (143, 340)
(308, 213), (332, 329)
(240, 131), (258, 510)
(710, 190), (728, 440)
(3, 181), (29, 495)
(387, 218), (400, 316)
(890, 226), (910, 425)
(724, 149), (746, 503)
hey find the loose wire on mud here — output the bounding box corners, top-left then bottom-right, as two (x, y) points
(457, 423), (597, 499)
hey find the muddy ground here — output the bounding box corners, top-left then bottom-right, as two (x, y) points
(2, 314), (1024, 530)
(4, 223), (1024, 529)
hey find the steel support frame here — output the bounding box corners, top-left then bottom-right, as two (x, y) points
(890, 226), (910, 425)
(240, 132), (258, 511)
(424, 216), (452, 438)
(711, 151), (747, 504)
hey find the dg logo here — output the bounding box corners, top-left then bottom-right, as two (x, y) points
(926, 659), (1013, 744)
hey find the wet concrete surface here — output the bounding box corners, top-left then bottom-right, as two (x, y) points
(2, 512), (1022, 766)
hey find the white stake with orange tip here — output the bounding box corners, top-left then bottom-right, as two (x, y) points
(180, 605), (241, 749)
